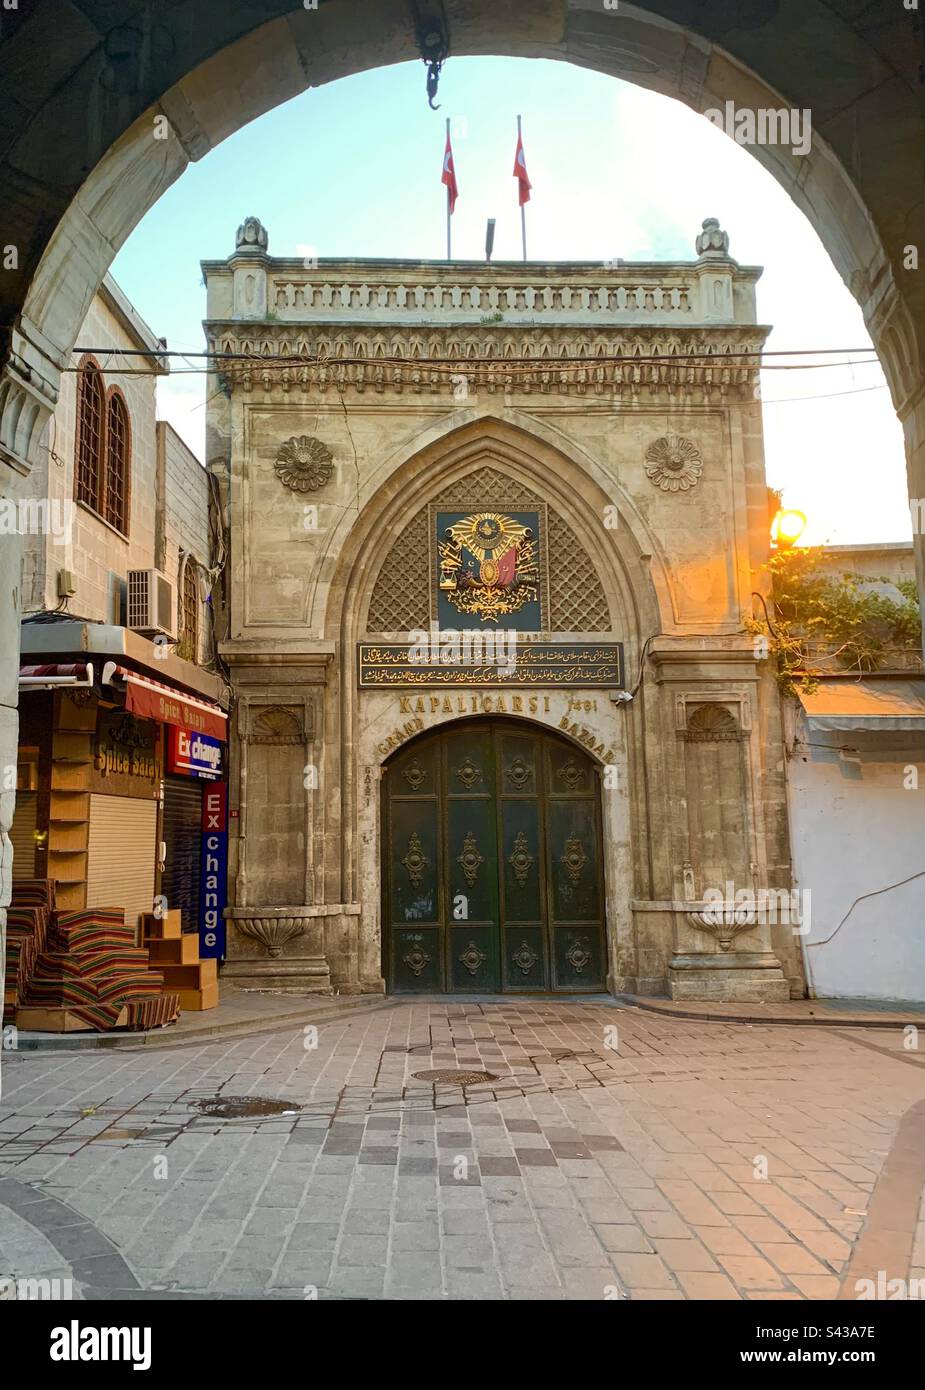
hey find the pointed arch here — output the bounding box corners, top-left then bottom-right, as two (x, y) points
(319, 407), (671, 646)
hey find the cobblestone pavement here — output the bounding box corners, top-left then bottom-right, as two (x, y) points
(2, 998), (925, 1301)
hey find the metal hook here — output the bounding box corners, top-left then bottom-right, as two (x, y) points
(426, 61), (442, 109)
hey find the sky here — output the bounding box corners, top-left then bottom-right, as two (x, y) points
(109, 57), (909, 548)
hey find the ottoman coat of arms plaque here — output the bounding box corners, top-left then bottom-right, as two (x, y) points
(433, 508), (545, 628)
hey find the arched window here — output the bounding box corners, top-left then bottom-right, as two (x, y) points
(105, 389), (130, 532)
(74, 357), (104, 512)
(178, 554), (199, 662)
(74, 357), (131, 535)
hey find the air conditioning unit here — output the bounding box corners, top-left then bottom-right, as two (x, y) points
(127, 569), (176, 640)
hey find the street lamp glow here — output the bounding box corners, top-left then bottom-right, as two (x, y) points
(771, 508), (807, 548)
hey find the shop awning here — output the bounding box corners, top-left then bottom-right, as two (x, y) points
(797, 678), (925, 732)
(101, 662), (228, 741)
(19, 661), (94, 689)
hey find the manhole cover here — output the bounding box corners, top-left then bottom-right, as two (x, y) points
(412, 1069), (498, 1085)
(189, 1096), (303, 1119)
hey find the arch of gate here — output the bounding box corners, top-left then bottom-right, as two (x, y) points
(328, 410), (655, 992)
(0, 0), (922, 995)
(2, 0), (922, 516)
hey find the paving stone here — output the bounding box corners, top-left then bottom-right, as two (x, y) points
(638, 1210), (693, 1240)
(286, 1223), (341, 1252)
(342, 1207), (391, 1235)
(652, 1238), (719, 1272)
(594, 1224), (654, 1254)
(609, 1252), (678, 1290)
(3, 997), (920, 1305)
(244, 1208), (298, 1237)
(676, 1270), (743, 1299)
(392, 1222), (441, 1252)
(717, 1254), (787, 1290)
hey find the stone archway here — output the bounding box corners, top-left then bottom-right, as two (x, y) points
(2, 1), (921, 497)
(321, 412), (657, 996)
(2, 0), (922, 1012)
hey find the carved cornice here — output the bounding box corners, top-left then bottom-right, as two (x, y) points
(205, 324), (766, 402)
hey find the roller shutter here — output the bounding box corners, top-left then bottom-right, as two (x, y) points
(161, 778), (202, 932)
(10, 791), (37, 878)
(86, 794), (157, 933)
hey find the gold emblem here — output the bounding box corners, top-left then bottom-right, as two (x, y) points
(438, 511), (538, 622)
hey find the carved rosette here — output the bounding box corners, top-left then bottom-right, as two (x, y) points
(233, 913), (307, 958)
(644, 434), (703, 492)
(274, 435), (334, 492)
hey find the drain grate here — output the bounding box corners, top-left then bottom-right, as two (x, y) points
(189, 1096), (303, 1119)
(412, 1069), (498, 1085)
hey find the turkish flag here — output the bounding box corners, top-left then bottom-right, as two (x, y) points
(496, 546), (517, 587)
(513, 131), (531, 206)
(442, 131), (459, 214)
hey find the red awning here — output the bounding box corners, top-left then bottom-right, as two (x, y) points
(19, 662), (94, 689)
(102, 663), (228, 741)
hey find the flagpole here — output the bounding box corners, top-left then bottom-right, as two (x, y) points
(446, 117), (451, 260)
(518, 114), (527, 262)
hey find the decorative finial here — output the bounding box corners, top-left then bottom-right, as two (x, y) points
(235, 216), (268, 253)
(695, 217), (729, 259)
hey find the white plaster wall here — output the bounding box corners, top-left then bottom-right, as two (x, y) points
(787, 715), (925, 1002)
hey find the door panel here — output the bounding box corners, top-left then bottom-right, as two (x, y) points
(383, 719), (606, 994)
(446, 797), (500, 991)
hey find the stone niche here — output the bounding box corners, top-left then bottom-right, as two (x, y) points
(223, 699), (332, 994)
(668, 699), (789, 1003)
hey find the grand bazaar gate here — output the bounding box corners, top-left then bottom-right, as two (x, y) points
(382, 719), (606, 994)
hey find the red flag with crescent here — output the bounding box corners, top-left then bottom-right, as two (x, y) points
(496, 545), (517, 588)
(513, 131), (531, 206)
(442, 131), (459, 215)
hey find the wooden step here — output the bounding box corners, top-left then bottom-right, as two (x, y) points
(156, 959), (218, 990)
(144, 935), (201, 965)
(176, 981), (218, 1011)
(141, 908), (182, 940)
(16, 1005), (130, 1033)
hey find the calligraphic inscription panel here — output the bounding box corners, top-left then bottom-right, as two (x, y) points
(359, 642), (624, 689)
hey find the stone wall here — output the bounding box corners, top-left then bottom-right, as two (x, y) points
(20, 285), (163, 624)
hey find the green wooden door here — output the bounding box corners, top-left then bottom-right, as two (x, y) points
(383, 720), (605, 994)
